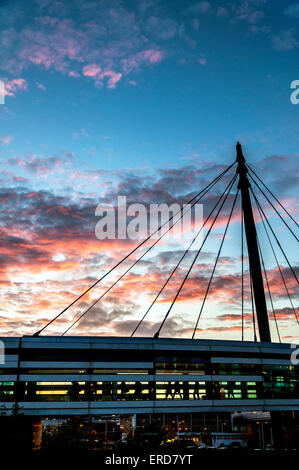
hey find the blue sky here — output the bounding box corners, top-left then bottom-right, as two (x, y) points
(0, 0), (298, 341)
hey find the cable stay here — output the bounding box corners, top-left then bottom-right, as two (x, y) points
(131, 173), (237, 337)
(254, 196), (299, 326)
(250, 274), (258, 342)
(192, 188), (239, 338)
(250, 188), (299, 285)
(62, 167), (229, 336)
(153, 174), (237, 339)
(35, 162), (235, 336)
(246, 162), (299, 229)
(247, 171), (299, 242)
(256, 231), (281, 342)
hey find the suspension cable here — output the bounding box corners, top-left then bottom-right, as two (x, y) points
(250, 187), (299, 285)
(62, 170), (224, 336)
(255, 196), (299, 326)
(34, 162), (235, 336)
(192, 189), (239, 339)
(247, 171), (298, 242)
(153, 174), (237, 339)
(250, 274), (257, 342)
(246, 162), (299, 229)
(256, 230), (281, 342)
(131, 173), (237, 337)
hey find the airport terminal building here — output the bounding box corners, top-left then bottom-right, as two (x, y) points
(0, 336), (298, 417)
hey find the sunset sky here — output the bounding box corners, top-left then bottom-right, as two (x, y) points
(0, 0), (298, 342)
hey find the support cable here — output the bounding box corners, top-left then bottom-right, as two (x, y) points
(192, 189), (239, 339)
(63, 172), (225, 336)
(246, 163), (299, 229)
(153, 175), (238, 339)
(247, 171), (298, 242)
(34, 162), (235, 336)
(250, 188), (299, 285)
(250, 274), (258, 342)
(256, 231), (281, 342)
(131, 173), (237, 337)
(255, 197), (299, 326)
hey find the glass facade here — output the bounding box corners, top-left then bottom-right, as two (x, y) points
(0, 379), (265, 401)
(0, 339), (298, 408)
(0, 367), (298, 402)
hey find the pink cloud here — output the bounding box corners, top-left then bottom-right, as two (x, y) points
(144, 49), (164, 64)
(83, 65), (122, 89)
(4, 78), (28, 97)
(1, 4), (170, 91)
(102, 71), (122, 89)
(122, 49), (164, 73)
(0, 136), (13, 145)
(16, 18), (87, 75)
(198, 56), (207, 66)
(68, 70), (80, 78)
(83, 64), (101, 78)
(36, 82), (46, 91)
(28, 50), (53, 68)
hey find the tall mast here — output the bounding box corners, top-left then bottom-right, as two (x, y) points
(236, 142), (271, 342)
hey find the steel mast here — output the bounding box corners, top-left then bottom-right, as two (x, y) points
(236, 142), (271, 342)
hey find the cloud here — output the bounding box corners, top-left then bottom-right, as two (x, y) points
(246, 11), (264, 24)
(0, 136), (13, 144)
(0, 170), (28, 184)
(7, 152), (74, 176)
(184, 2), (211, 15)
(36, 81), (46, 90)
(229, 0), (267, 28)
(0, 159), (227, 334)
(284, 3), (299, 19)
(0, 0), (170, 89)
(198, 55), (207, 66)
(82, 64), (101, 78)
(72, 128), (88, 140)
(0, 0), (280, 90)
(273, 306), (299, 322)
(272, 29), (299, 51)
(217, 7), (229, 17)
(142, 15), (178, 40)
(249, 154), (299, 200)
(82, 64), (122, 88)
(122, 49), (164, 74)
(3, 78), (28, 97)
